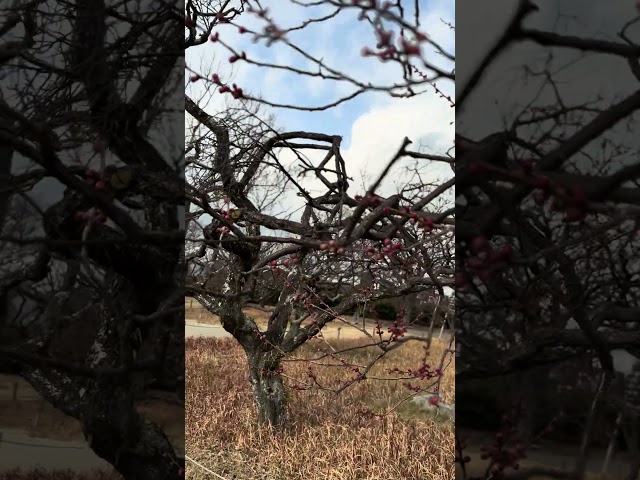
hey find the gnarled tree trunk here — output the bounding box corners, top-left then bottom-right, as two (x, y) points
(247, 351), (288, 428)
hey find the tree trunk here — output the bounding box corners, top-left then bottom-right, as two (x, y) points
(22, 368), (184, 480)
(575, 371), (613, 478)
(622, 416), (640, 480)
(90, 419), (183, 480)
(515, 368), (543, 443)
(247, 352), (288, 428)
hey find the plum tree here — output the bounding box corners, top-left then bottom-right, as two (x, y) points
(185, 0), (455, 428)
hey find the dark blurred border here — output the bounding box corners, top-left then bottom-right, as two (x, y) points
(1, 1), (184, 479)
(456, 1), (640, 479)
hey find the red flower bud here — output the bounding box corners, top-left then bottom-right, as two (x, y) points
(533, 190), (548, 205)
(471, 236), (489, 253)
(469, 162), (484, 174)
(455, 272), (470, 288)
(467, 256), (485, 269)
(93, 136), (107, 153)
(478, 269), (493, 283)
(570, 186), (587, 204)
(401, 40), (421, 56)
(565, 206), (586, 222)
(535, 175), (551, 190)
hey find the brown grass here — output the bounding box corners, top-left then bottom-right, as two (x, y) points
(185, 336), (455, 480)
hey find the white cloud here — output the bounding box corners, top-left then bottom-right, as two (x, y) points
(341, 89), (454, 194)
(270, 83), (454, 218)
(186, 0), (455, 217)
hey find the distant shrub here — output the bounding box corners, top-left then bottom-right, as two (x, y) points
(373, 300), (397, 321)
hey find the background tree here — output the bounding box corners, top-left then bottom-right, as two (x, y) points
(0, 1), (184, 478)
(456, 1), (640, 479)
(185, 0), (455, 428)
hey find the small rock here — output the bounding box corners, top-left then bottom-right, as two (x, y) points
(411, 395), (455, 419)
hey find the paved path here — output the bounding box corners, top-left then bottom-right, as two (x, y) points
(0, 375), (39, 401)
(460, 429), (635, 478)
(186, 320), (453, 343)
(185, 321), (230, 338)
(0, 429), (112, 472)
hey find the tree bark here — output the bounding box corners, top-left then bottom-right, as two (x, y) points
(247, 351), (288, 428)
(88, 416), (183, 480)
(575, 371), (613, 478)
(21, 368), (183, 480)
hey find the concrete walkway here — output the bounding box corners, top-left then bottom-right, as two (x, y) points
(185, 321), (230, 338)
(460, 429), (635, 478)
(186, 319), (453, 343)
(0, 429), (112, 472)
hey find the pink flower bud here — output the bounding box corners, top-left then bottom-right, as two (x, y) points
(93, 136), (107, 153)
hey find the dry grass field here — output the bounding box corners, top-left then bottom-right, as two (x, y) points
(185, 335), (455, 480)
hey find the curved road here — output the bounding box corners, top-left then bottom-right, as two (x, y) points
(185, 321), (229, 338)
(0, 429), (112, 472)
(185, 319), (453, 343)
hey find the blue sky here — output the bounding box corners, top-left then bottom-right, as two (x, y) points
(186, 0), (455, 210)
